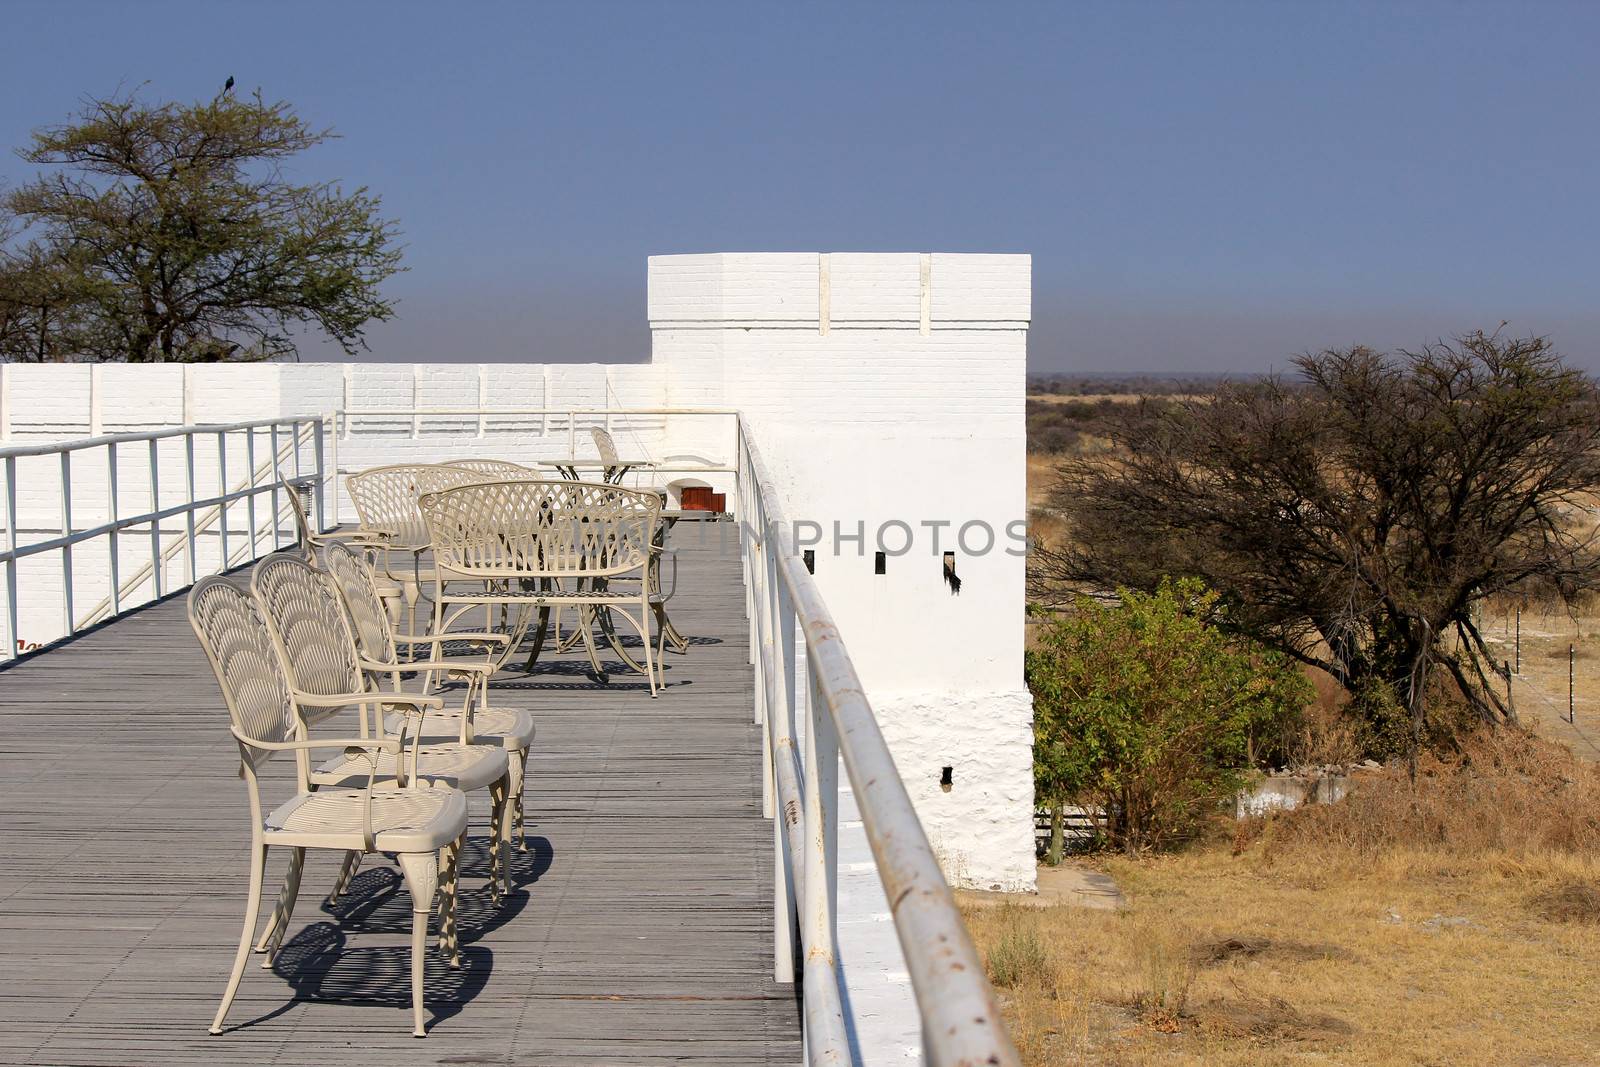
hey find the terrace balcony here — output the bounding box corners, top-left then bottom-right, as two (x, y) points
(0, 252), (1034, 1065)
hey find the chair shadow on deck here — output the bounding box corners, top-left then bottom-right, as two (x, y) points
(486, 656), (690, 693)
(216, 833), (550, 1035)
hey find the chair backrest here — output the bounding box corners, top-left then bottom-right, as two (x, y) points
(590, 427), (620, 465)
(450, 458), (542, 478)
(249, 551), (365, 718)
(419, 479), (658, 579)
(187, 575), (295, 771)
(413, 464), (500, 498)
(346, 464), (442, 548)
(323, 540), (399, 665)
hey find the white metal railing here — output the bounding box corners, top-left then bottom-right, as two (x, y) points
(735, 417), (1021, 1066)
(0, 416), (330, 661)
(338, 405), (738, 460)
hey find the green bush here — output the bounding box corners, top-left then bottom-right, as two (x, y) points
(1028, 579), (1312, 854)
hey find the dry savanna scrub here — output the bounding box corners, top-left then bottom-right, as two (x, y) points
(966, 733), (1600, 1065)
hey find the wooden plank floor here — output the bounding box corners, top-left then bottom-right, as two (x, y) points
(0, 526), (802, 1065)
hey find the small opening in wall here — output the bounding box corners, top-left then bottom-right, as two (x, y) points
(874, 551), (887, 575)
(803, 549), (815, 574)
(939, 766), (953, 792)
(942, 551), (961, 594)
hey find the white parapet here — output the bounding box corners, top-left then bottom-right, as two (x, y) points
(649, 252), (1037, 894)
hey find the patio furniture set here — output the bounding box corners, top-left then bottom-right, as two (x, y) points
(188, 440), (717, 1036)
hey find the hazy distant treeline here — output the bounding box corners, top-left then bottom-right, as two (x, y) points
(1026, 372), (1246, 396)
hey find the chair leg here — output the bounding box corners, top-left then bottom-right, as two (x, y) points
(402, 582), (420, 659)
(260, 846), (305, 967)
(210, 841), (268, 1035)
(555, 604), (580, 651)
(397, 851), (440, 1038)
(609, 603), (659, 697)
(488, 776), (508, 902)
(508, 749), (528, 853)
(655, 605), (670, 671)
(655, 602), (690, 654)
(574, 607), (607, 681)
(438, 833), (463, 968)
(252, 844), (304, 953)
(640, 603), (659, 697)
(326, 848), (363, 906)
(523, 606), (551, 672)
(594, 603), (653, 678)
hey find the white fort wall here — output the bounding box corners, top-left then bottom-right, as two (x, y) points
(0, 251), (1035, 893)
(650, 253), (1035, 892)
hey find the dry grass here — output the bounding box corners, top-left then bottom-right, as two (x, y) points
(967, 849), (1600, 1065)
(1247, 730), (1600, 858)
(967, 733), (1600, 1064)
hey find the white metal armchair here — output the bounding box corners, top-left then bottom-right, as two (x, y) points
(324, 539), (538, 851)
(187, 576), (468, 1038)
(249, 551), (515, 900)
(418, 479), (664, 694)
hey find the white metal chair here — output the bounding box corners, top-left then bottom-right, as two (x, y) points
(346, 464), (454, 637)
(324, 540), (538, 851)
(188, 576), (468, 1038)
(448, 458), (544, 478)
(249, 551), (514, 900)
(419, 479), (664, 694)
(346, 463), (540, 645)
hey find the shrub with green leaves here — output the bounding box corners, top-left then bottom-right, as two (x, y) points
(1028, 579), (1311, 854)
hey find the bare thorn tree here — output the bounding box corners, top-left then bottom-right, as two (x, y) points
(1033, 334), (1600, 761)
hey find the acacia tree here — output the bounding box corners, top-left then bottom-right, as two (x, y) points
(1, 89), (401, 361)
(1033, 334), (1600, 760)
(1029, 580), (1309, 855)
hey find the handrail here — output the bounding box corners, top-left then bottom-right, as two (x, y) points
(0, 416), (316, 459)
(0, 415), (328, 661)
(735, 416), (1021, 1066)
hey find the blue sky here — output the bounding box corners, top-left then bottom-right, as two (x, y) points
(3, 1), (1596, 371)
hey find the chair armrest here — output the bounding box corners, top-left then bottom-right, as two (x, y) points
(359, 656), (493, 677)
(292, 690), (445, 710)
(392, 630), (510, 648)
(230, 730), (403, 755)
(310, 529), (384, 545)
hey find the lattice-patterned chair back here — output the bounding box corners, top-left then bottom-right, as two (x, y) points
(346, 464), (443, 548)
(413, 464), (499, 498)
(419, 480), (658, 580)
(323, 540), (399, 664)
(449, 458), (541, 478)
(249, 552), (365, 722)
(188, 576), (297, 773)
(590, 428), (621, 465)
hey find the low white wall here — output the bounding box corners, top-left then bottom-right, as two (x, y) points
(0, 251), (1036, 893)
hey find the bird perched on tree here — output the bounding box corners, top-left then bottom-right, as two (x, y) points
(222, 75), (234, 94)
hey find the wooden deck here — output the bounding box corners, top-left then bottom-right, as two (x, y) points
(0, 526), (803, 1065)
